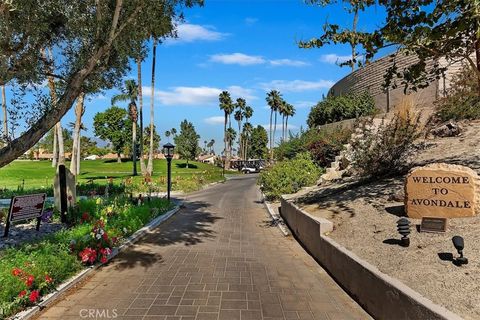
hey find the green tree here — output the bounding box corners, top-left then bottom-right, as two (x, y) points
(143, 124), (160, 155)
(283, 102), (295, 141)
(219, 91), (234, 168)
(93, 106), (131, 163)
(248, 125), (268, 159)
(300, 0), (480, 94)
(174, 120), (200, 168)
(0, 0), (202, 168)
(112, 79), (139, 176)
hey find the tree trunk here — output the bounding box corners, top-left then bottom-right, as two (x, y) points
(76, 127), (81, 175)
(285, 116), (289, 142)
(147, 38), (157, 175)
(237, 121), (241, 159)
(70, 92), (85, 175)
(137, 57), (146, 174)
(269, 109), (273, 161)
(132, 118), (138, 176)
(476, 36), (480, 95)
(1, 84), (7, 141)
(224, 114), (229, 169)
(272, 110), (277, 159)
(52, 126), (58, 167)
(351, 7), (358, 72)
(117, 152), (121, 163)
(56, 122), (65, 165)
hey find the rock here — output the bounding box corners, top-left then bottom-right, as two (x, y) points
(389, 190), (405, 202)
(430, 121), (462, 137)
(405, 163), (480, 219)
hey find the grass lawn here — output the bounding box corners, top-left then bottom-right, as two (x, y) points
(0, 159), (224, 191)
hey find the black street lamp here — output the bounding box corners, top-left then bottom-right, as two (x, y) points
(163, 142), (175, 202)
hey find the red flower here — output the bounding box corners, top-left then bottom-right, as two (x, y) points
(29, 290), (40, 303)
(79, 247), (97, 265)
(100, 256), (107, 264)
(102, 232), (108, 241)
(45, 275), (53, 284)
(12, 268), (22, 277)
(25, 275), (35, 287)
(18, 290), (27, 298)
(81, 212), (90, 223)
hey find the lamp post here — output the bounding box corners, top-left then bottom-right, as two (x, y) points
(163, 142), (175, 202)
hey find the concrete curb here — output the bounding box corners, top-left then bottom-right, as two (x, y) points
(260, 193), (289, 237)
(13, 205), (181, 320)
(280, 198), (463, 320)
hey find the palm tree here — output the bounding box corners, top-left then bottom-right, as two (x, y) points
(209, 139), (215, 154)
(137, 57), (146, 174)
(226, 127), (236, 158)
(112, 79), (139, 176)
(170, 128), (177, 137)
(165, 130), (171, 141)
(278, 101), (287, 142)
(233, 109), (243, 156)
(266, 90), (283, 160)
(219, 91), (234, 169)
(242, 122), (253, 160)
(284, 103), (296, 141)
(242, 105), (253, 160)
(147, 38), (158, 175)
(204, 140), (207, 152)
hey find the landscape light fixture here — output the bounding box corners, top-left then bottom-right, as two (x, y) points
(162, 143), (175, 202)
(397, 218), (411, 247)
(452, 236), (468, 265)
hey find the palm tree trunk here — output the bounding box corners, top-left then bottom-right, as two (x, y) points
(70, 92), (85, 175)
(147, 38), (157, 175)
(132, 119), (137, 176)
(272, 110), (277, 159)
(269, 109), (273, 160)
(137, 58), (146, 175)
(76, 128), (81, 175)
(1, 84), (7, 141)
(52, 127), (58, 167)
(285, 116), (289, 142)
(224, 115), (229, 169)
(117, 152), (121, 163)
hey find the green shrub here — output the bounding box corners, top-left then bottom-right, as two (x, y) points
(276, 126), (352, 165)
(258, 153), (322, 200)
(350, 114), (422, 177)
(435, 66), (480, 121)
(307, 91), (376, 127)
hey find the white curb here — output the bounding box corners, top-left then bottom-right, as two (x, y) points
(261, 193), (290, 237)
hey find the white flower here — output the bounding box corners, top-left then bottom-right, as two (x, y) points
(96, 234), (101, 239)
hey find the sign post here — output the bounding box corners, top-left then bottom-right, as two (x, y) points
(3, 193), (46, 237)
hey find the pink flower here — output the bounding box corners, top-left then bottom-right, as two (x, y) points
(29, 290), (40, 303)
(100, 256), (107, 264)
(45, 275), (53, 284)
(18, 290), (27, 298)
(79, 248), (97, 265)
(25, 275), (35, 287)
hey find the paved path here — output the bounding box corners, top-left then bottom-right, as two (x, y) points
(37, 175), (370, 320)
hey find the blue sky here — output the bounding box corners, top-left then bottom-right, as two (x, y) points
(8, 0), (390, 154)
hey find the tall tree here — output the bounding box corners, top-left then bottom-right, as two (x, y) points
(209, 139), (215, 154)
(284, 103), (296, 141)
(218, 91), (234, 169)
(112, 79), (139, 176)
(242, 122), (253, 160)
(174, 120), (200, 168)
(93, 106), (131, 163)
(170, 128), (177, 137)
(165, 130), (171, 141)
(242, 105), (253, 160)
(143, 124), (160, 154)
(226, 127), (237, 158)
(137, 57), (146, 175)
(147, 38), (158, 175)
(70, 92), (85, 175)
(300, 0), (480, 94)
(266, 90), (282, 160)
(0, 0), (202, 168)
(248, 125), (268, 159)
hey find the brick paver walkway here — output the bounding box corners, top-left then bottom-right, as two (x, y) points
(37, 175), (371, 320)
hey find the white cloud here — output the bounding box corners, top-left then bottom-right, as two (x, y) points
(259, 79), (334, 92)
(245, 17), (258, 26)
(204, 116), (225, 125)
(167, 23), (228, 44)
(210, 53), (266, 66)
(142, 85), (257, 106)
(320, 54), (352, 64)
(269, 59), (309, 67)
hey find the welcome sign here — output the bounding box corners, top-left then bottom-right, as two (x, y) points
(405, 163), (479, 219)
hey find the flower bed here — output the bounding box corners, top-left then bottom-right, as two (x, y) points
(0, 197), (173, 318)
